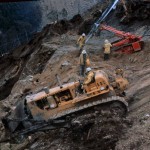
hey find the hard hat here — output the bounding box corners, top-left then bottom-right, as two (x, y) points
(86, 67), (91, 73)
(82, 50), (86, 54)
(105, 39), (109, 44)
(82, 33), (86, 36)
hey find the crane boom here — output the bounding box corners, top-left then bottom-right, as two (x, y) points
(100, 24), (144, 54)
(100, 24), (142, 40)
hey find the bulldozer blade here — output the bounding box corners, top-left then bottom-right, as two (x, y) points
(16, 119), (71, 135)
(2, 100), (27, 132)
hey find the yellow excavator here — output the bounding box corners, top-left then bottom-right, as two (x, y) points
(3, 69), (129, 135)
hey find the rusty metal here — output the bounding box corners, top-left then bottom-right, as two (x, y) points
(3, 70), (129, 134)
(100, 24), (144, 54)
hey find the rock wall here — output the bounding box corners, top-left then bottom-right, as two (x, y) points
(0, 2), (42, 54)
(39, 0), (102, 26)
(0, 0), (102, 55)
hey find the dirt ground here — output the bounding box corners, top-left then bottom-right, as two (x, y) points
(0, 3), (150, 150)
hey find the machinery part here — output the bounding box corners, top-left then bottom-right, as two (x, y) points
(115, 68), (124, 77)
(100, 24), (144, 54)
(45, 96), (128, 119)
(3, 96), (127, 135)
(15, 119), (70, 135)
(56, 74), (63, 88)
(85, 0), (120, 43)
(110, 101), (126, 116)
(112, 68), (129, 97)
(112, 41), (144, 54)
(2, 100), (29, 132)
(4, 95), (128, 134)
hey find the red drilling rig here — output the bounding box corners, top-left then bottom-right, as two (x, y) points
(100, 24), (144, 54)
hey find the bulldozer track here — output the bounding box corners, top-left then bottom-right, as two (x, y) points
(49, 96), (129, 120)
(5, 96), (128, 135)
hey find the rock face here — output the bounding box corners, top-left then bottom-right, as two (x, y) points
(39, 0), (101, 25)
(0, 0), (101, 55)
(0, 2), (42, 54)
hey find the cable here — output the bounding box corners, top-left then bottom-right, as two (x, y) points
(85, 0), (120, 44)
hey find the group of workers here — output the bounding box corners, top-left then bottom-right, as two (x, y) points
(77, 33), (112, 86)
(77, 33), (112, 61)
(76, 33), (128, 96)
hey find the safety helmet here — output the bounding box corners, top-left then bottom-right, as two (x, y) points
(86, 67), (91, 73)
(82, 33), (86, 36)
(105, 39), (109, 44)
(82, 50), (86, 54)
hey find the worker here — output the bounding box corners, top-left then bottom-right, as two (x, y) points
(77, 33), (86, 52)
(79, 50), (90, 76)
(103, 39), (112, 61)
(83, 67), (95, 85)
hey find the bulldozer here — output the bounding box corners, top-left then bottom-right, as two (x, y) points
(3, 69), (129, 135)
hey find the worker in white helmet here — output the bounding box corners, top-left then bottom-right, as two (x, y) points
(77, 33), (86, 52)
(103, 39), (112, 61)
(83, 67), (94, 85)
(79, 50), (90, 76)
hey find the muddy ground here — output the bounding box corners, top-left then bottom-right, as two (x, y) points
(0, 3), (150, 150)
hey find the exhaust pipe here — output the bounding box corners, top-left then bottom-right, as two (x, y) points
(56, 74), (63, 89)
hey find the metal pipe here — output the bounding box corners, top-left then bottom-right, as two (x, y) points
(85, 0), (120, 43)
(56, 74), (63, 88)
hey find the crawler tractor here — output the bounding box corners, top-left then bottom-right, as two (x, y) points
(3, 70), (129, 134)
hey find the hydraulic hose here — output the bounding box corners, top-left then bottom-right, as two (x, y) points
(85, 0), (120, 44)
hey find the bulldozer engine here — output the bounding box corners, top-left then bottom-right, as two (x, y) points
(112, 75), (129, 96)
(3, 70), (129, 134)
(115, 68), (124, 77)
(115, 77), (129, 92)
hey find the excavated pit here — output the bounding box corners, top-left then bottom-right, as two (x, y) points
(28, 112), (130, 150)
(0, 15), (84, 100)
(0, 1), (150, 150)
